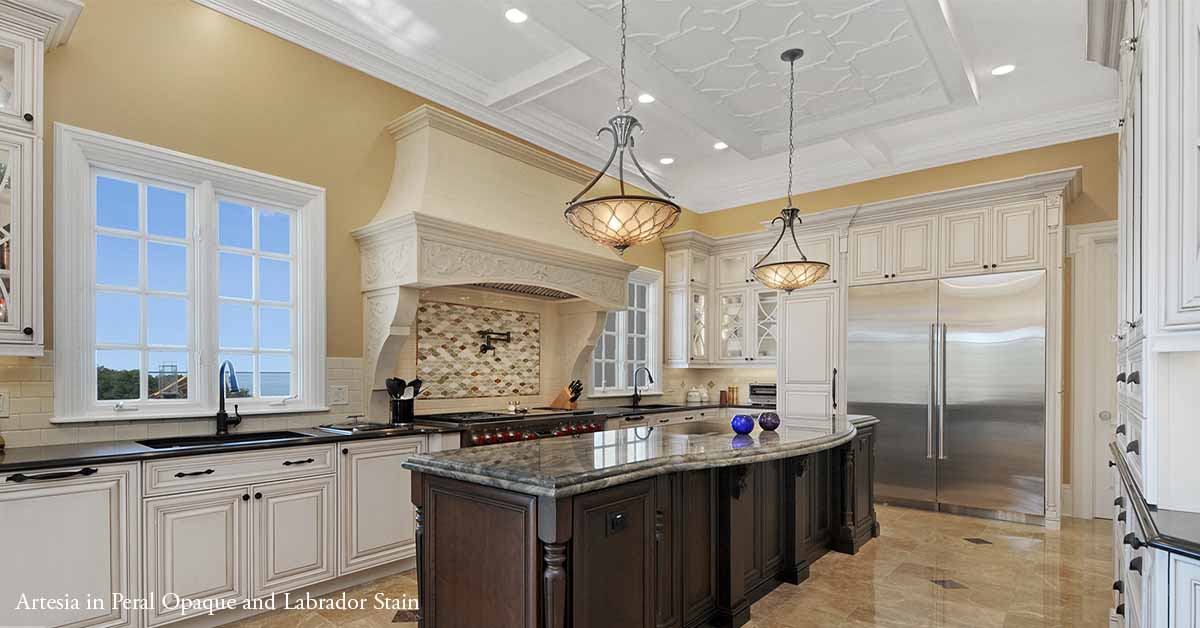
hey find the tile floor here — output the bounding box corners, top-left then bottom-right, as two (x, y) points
(228, 505), (1114, 628)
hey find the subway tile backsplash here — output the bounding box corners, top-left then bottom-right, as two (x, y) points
(0, 352), (364, 448)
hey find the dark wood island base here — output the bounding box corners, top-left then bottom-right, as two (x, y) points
(408, 419), (877, 628)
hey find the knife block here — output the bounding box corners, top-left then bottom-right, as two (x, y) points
(548, 387), (577, 410)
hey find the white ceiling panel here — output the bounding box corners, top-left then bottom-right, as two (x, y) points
(195, 0), (1119, 212)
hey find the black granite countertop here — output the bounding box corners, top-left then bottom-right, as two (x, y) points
(404, 414), (876, 498)
(0, 403), (779, 475)
(0, 421), (458, 475)
(1110, 441), (1200, 561)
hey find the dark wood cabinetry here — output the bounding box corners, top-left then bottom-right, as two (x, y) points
(410, 422), (877, 628)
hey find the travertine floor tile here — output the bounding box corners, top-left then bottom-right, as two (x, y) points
(230, 507), (1113, 627)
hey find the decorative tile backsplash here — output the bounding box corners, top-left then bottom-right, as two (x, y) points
(416, 301), (540, 399)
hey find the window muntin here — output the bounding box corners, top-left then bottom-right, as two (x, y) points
(217, 199), (296, 400)
(93, 172), (193, 403)
(591, 272), (660, 395)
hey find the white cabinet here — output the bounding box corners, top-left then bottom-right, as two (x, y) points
(0, 463), (140, 628)
(689, 288), (709, 363)
(849, 217), (937, 285)
(665, 248), (710, 287)
(752, 290), (780, 361)
(665, 286), (688, 366)
(666, 285), (713, 366)
(716, 289), (748, 362)
(252, 475), (336, 598)
(0, 127), (40, 351)
(939, 202), (1043, 277)
(0, 26), (39, 135)
(716, 250), (752, 287)
(144, 487), (250, 626)
(778, 287), (840, 420)
(338, 436), (425, 575)
(1162, 0), (1200, 330)
(1172, 554), (1200, 627)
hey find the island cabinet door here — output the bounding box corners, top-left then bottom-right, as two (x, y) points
(654, 474), (683, 628)
(795, 450), (834, 565)
(572, 479), (657, 628)
(680, 470), (718, 625)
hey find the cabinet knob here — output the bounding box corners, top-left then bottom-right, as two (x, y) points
(1113, 580), (1124, 593)
(1116, 424), (1127, 435)
(1116, 372), (1127, 383)
(1129, 556), (1143, 574)
(1116, 603), (1125, 616)
(1114, 496), (1124, 507)
(22, 113), (32, 122)
(982, 265), (988, 269)
(254, 492), (263, 500)
(1118, 510), (1126, 522)
(21, 327), (32, 336)
(242, 493), (250, 501)
(342, 448), (348, 455)
(1126, 440), (1139, 455)
(1124, 533), (1144, 549)
(1128, 371), (1140, 385)
(1108, 460), (1116, 468)
(991, 263), (997, 268)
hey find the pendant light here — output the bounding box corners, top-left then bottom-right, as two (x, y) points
(564, 0), (681, 255)
(750, 49), (829, 292)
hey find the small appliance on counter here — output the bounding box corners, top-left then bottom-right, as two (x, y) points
(748, 383), (777, 408)
(686, 387), (702, 403)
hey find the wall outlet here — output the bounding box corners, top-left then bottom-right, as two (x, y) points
(0, 386), (9, 418)
(329, 384), (349, 406)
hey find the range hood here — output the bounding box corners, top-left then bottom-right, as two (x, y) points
(352, 105), (636, 409)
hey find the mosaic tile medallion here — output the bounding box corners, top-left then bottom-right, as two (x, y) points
(415, 301), (540, 399)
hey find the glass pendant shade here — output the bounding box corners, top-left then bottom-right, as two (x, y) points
(565, 194), (680, 254)
(563, 0), (680, 255)
(751, 259), (829, 291)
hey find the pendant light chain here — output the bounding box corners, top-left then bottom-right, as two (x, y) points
(618, 0), (629, 113)
(787, 57), (796, 207)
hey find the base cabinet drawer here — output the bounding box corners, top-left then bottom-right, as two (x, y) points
(143, 444), (337, 496)
(0, 463), (140, 628)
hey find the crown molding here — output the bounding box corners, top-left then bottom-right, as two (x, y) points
(0, 0), (82, 47)
(387, 105), (595, 185)
(1086, 0), (1127, 71)
(687, 100), (1117, 213)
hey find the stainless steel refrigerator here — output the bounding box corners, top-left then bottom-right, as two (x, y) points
(846, 270), (1046, 521)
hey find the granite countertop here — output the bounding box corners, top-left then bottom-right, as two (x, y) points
(404, 414), (876, 498)
(414, 402), (775, 423)
(1110, 441), (1200, 561)
(0, 420), (459, 474)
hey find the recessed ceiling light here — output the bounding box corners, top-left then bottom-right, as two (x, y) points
(659, 157), (675, 165)
(713, 141), (728, 150)
(504, 8), (528, 23)
(991, 64), (1015, 76)
(638, 93), (655, 104)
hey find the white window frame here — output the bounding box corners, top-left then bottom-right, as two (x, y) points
(53, 124), (326, 423)
(589, 267), (663, 397)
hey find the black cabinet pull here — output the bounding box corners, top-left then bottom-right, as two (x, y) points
(1113, 580), (1124, 593)
(21, 327), (32, 336)
(1116, 424), (1127, 435)
(282, 458), (315, 466)
(1114, 496), (1124, 507)
(1124, 533), (1143, 549)
(1118, 510), (1126, 522)
(6, 467), (98, 483)
(254, 492), (263, 500)
(341, 448), (349, 455)
(22, 113), (33, 122)
(991, 263), (998, 268)
(1129, 556), (1143, 574)
(981, 265), (988, 269)
(1128, 371), (1140, 385)
(1109, 460), (1116, 468)
(242, 494), (250, 501)
(174, 469), (215, 478)
(1116, 372), (1127, 383)
(1116, 603), (1125, 616)
(1126, 440), (1140, 455)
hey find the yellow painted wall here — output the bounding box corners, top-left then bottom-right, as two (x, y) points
(698, 135), (1118, 237)
(40, 0), (697, 356)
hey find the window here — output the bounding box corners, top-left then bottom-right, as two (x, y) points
(54, 125), (326, 422)
(590, 267), (662, 396)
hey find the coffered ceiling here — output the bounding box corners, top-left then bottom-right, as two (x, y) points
(195, 0), (1118, 212)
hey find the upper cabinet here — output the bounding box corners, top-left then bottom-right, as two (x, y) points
(848, 217), (937, 285)
(0, 0), (81, 355)
(938, 201), (1044, 278)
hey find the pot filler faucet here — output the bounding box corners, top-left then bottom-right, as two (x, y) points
(631, 366), (654, 408)
(216, 359), (242, 435)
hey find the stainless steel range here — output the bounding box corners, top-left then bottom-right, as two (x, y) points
(420, 409), (604, 447)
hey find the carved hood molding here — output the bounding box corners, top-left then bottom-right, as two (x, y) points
(352, 106), (636, 401)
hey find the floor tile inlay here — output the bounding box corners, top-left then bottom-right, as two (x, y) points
(930, 579), (968, 589)
(963, 537), (994, 545)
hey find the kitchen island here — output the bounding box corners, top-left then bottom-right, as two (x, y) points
(403, 414), (878, 628)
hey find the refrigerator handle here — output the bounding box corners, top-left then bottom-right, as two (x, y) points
(938, 323), (948, 460)
(927, 324), (935, 460)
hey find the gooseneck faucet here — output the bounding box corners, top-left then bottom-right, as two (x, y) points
(631, 366), (654, 408)
(216, 359), (242, 435)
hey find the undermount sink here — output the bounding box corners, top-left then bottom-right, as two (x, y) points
(616, 404), (683, 410)
(137, 431), (310, 450)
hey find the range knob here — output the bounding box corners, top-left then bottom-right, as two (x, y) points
(507, 430), (518, 441)
(482, 432), (494, 444)
(590, 422), (600, 431)
(471, 434), (482, 445)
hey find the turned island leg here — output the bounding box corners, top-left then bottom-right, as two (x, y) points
(538, 496), (573, 628)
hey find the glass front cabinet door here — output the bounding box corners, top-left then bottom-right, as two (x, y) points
(753, 290), (779, 362)
(0, 131), (38, 351)
(0, 28), (38, 135)
(718, 290), (747, 362)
